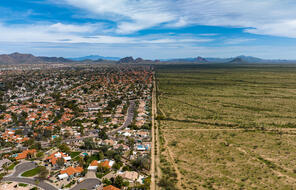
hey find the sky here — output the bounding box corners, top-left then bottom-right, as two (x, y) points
(1, 0), (296, 59)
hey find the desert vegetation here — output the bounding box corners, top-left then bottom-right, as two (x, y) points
(156, 64), (296, 189)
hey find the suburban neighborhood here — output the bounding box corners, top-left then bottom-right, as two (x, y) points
(0, 64), (153, 190)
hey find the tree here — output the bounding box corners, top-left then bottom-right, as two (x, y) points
(78, 157), (84, 167)
(59, 143), (71, 154)
(93, 151), (104, 160)
(110, 176), (129, 188)
(97, 165), (109, 173)
(38, 166), (49, 180)
(57, 158), (65, 168)
(112, 162), (122, 171)
(83, 138), (95, 150)
(36, 152), (44, 160)
(131, 155), (150, 170)
(0, 104), (6, 112)
(31, 142), (41, 150)
(98, 128), (108, 140)
(43, 129), (52, 138)
(127, 137), (135, 148)
(26, 152), (33, 160)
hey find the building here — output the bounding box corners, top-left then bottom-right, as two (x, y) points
(120, 171), (139, 182)
(58, 166), (84, 180)
(15, 149), (36, 160)
(45, 152), (71, 167)
(88, 159), (115, 170)
(103, 185), (120, 190)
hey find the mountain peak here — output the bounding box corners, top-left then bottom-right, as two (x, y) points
(0, 52), (72, 64)
(118, 56), (135, 64)
(195, 56), (208, 63)
(229, 57), (245, 63)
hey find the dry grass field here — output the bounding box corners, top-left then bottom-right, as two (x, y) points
(156, 64), (296, 189)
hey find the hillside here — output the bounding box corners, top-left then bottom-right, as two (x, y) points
(0, 52), (73, 64)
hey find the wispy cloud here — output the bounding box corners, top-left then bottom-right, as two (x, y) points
(2, 0), (296, 58)
(0, 22), (212, 44)
(173, 0), (296, 38)
(49, 23), (97, 33)
(60, 0), (296, 38)
(63, 0), (176, 34)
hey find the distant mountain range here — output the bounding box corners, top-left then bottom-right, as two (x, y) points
(1, 52), (296, 65)
(68, 55), (120, 61)
(0, 52), (73, 64)
(165, 55), (296, 64)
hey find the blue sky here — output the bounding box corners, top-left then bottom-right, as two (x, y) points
(1, 0), (296, 59)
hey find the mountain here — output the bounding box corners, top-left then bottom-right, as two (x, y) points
(236, 55), (263, 63)
(195, 56), (208, 63)
(0, 52), (43, 64)
(69, 55), (120, 61)
(38, 56), (73, 63)
(166, 56), (208, 63)
(165, 55), (296, 64)
(135, 58), (144, 63)
(1, 52), (296, 65)
(118, 56), (135, 64)
(205, 57), (232, 63)
(228, 57), (246, 63)
(0, 52), (73, 64)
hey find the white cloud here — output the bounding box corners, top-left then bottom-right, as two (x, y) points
(175, 0), (296, 38)
(62, 0), (296, 38)
(49, 23), (96, 33)
(0, 23), (212, 44)
(64, 0), (176, 34)
(165, 17), (188, 28)
(244, 20), (296, 38)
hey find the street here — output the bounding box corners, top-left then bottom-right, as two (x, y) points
(2, 162), (101, 190)
(108, 100), (136, 135)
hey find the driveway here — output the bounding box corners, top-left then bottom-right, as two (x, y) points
(71, 178), (101, 190)
(85, 170), (97, 178)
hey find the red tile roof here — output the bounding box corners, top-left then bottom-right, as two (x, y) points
(60, 166), (83, 176)
(103, 185), (120, 190)
(15, 149), (36, 160)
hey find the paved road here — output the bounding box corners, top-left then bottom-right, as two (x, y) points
(2, 162), (101, 190)
(2, 177), (58, 190)
(3, 162), (58, 190)
(71, 178), (101, 190)
(109, 100), (136, 135)
(10, 162), (36, 177)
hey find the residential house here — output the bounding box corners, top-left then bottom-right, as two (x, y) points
(15, 149), (36, 160)
(103, 185), (120, 190)
(59, 166), (84, 180)
(88, 159), (115, 170)
(45, 152), (71, 167)
(119, 171), (139, 182)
